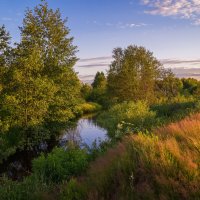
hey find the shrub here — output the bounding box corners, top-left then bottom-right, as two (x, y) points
(151, 100), (200, 122)
(75, 102), (102, 116)
(0, 175), (48, 200)
(97, 101), (156, 137)
(32, 147), (89, 184)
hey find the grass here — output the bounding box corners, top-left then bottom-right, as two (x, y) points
(61, 113), (200, 200)
(97, 100), (200, 139)
(0, 146), (90, 200)
(1, 100), (200, 200)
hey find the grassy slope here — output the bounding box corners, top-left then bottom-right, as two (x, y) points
(61, 113), (200, 200)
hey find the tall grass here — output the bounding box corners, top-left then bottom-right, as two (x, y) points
(61, 113), (200, 200)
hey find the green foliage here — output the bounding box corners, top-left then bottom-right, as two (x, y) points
(97, 98), (200, 140)
(151, 100), (200, 122)
(155, 69), (183, 100)
(97, 101), (156, 137)
(0, 1), (81, 159)
(0, 146), (89, 199)
(17, 1), (81, 124)
(92, 71), (107, 89)
(61, 179), (87, 200)
(0, 25), (11, 73)
(107, 46), (162, 103)
(75, 102), (102, 116)
(90, 71), (108, 106)
(0, 126), (25, 163)
(32, 147), (89, 184)
(80, 83), (92, 101)
(181, 78), (200, 98)
(0, 175), (49, 200)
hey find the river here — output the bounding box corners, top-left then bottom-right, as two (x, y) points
(0, 114), (108, 180)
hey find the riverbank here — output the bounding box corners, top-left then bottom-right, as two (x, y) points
(1, 100), (200, 199)
(0, 111), (106, 181)
(60, 113), (200, 200)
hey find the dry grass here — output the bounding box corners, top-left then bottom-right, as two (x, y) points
(62, 113), (200, 200)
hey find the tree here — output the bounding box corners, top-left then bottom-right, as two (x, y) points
(92, 72), (107, 89)
(155, 69), (183, 100)
(81, 83), (92, 101)
(107, 45), (162, 102)
(0, 25), (11, 94)
(181, 78), (199, 95)
(90, 72), (107, 105)
(0, 1), (80, 146)
(18, 1), (81, 124)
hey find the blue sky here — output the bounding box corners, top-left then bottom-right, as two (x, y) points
(0, 0), (200, 81)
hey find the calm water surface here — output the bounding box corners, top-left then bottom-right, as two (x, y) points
(60, 116), (108, 148)
(0, 115), (108, 180)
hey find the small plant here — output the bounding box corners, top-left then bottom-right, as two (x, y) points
(32, 147), (89, 184)
(97, 101), (156, 137)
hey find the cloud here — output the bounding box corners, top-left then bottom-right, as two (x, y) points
(117, 22), (148, 29)
(171, 67), (200, 79)
(141, 0), (200, 25)
(76, 63), (109, 68)
(161, 58), (200, 65)
(79, 56), (112, 63)
(87, 20), (148, 29)
(1, 17), (12, 21)
(76, 56), (200, 82)
(77, 56), (112, 68)
(78, 75), (94, 83)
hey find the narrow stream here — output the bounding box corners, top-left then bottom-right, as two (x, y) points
(60, 115), (108, 148)
(0, 114), (108, 180)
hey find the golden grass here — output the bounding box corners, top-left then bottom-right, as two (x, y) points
(62, 113), (200, 200)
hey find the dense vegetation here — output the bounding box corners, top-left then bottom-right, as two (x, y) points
(0, 1), (84, 163)
(61, 113), (200, 200)
(0, 1), (200, 200)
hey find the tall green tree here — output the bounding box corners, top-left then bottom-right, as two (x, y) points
(155, 69), (183, 100)
(18, 1), (81, 124)
(81, 83), (92, 101)
(0, 1), (80, 146)
(92, 72), (107, 89)
(90, 72), (107, 105)
(0, 25), (11, 94)
(107, 45), (162, 102)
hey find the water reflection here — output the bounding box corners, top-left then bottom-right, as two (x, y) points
(0, 115), (108, 180)
(59, 116), (108, 148)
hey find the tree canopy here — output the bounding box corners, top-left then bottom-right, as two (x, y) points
(107, 45), (162, 103)
(0, 1), (81, 150)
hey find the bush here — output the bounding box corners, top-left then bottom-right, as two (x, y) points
(97, 101), (156, 137)
(0, 175), (48, 200)
(32, 147), (89, 184)
(151, 100), (200, 122)
(75, 102), (102, 116)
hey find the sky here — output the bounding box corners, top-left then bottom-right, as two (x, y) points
(0, 0), (200, 82)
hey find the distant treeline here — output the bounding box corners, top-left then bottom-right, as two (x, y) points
(82, 46), (200, 107)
